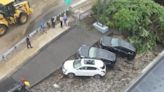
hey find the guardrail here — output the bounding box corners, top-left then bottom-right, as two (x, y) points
(0, 8), (71, 62)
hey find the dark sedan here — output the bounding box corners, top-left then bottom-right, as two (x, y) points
(78, 45), (116, 66)
(99, 36), (136, 60)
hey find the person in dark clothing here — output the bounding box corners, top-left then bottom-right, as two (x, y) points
(47, 21), (51, 29)
(60, 16), (63, 28)
(21, 84), (28, 92)
(26, 36), (32, 48)
(51, 17), (56, 28)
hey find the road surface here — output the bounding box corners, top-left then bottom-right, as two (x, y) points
(0, 25), (102, 91)
(126, 51), (164, 92)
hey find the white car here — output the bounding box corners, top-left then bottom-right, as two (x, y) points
(62, 58), (106, 78)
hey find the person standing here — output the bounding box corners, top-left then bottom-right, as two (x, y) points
(60, 15), (63, 28)
(51, 16), (56, 28)
(20, 80), (32, 92)
(26, 36), (32, 48)
(46, 20), (51, 29)
(63, 13), (68, 26)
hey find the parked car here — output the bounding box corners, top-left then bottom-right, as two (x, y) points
(99, 36), (136, 60)
(62, 58), (106, 78)
(78, 45), (116, 66)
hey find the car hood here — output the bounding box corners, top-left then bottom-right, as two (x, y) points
(63, 60), (74, 70)
(78, 45), (90, 57)
(120, 40), (136, 52)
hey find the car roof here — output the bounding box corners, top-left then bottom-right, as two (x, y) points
(81, 58), (104, 68)
(79, 45), (116, 61)
(89, 47), (116, 61)
(101, 36), (136, 52)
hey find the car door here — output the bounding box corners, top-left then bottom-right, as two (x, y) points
(113, 47), (121, 54)
(86, 67), (98, 76)
(116, 46), (127, 57)
(76, 67), (88, 76)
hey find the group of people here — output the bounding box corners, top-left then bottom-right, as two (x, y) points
(45, 13), (68, 30)
(26, 13), (68, 49)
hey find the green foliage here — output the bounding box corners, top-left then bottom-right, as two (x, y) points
(92, 0), (164, 53)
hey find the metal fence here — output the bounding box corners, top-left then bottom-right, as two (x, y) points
(0, 8), (71, 62)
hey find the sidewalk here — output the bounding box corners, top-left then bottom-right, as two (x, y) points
(0, 23), (70, 80)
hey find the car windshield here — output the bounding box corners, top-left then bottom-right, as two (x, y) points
(111, 38), (119, 47)
(89, 47), (97, 58)
(73, 59), (81, 69)
(120, 40), (136, 51)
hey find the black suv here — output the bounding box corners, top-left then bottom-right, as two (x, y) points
(99, 36), (136, 60)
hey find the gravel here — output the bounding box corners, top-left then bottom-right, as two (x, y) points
(31, 50), (159, 92)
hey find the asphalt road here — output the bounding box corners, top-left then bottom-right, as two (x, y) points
(12, 25), (102, 86)
(0, 25), (102, 91)
(127, 54), (164, 92)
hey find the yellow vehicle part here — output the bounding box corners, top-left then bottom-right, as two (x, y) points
(14, 1), (33, 15)
(0, 14), (8, 36)
(0, 0), (32, 36)
(8, 10), (21, 24)
(0, 14), (8, 26)
(0, 0), (14, 5)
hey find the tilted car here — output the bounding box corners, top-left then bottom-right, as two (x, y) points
(62, 58), (106, 78)
(99, 36), (136, 60)
(78, 45), (116, 66)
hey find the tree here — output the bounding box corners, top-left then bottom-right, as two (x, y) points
(93, 0), (164, 53)
(154, 0), (164, 6)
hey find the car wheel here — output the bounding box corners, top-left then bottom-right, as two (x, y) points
(68, 73), (75, 78)
(0, 24), (7, 37)
(94, 74), (101, 79)
(18, 12), (28, 24)
(127, 54), (135, 60)
(127, 52), (135, 60)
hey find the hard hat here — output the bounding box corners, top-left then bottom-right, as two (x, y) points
(23, 80), (31, 87)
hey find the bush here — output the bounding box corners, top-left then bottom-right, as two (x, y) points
(93, 0), (164, 53)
